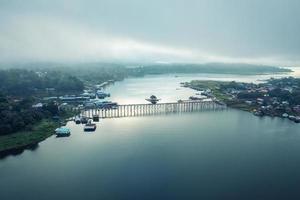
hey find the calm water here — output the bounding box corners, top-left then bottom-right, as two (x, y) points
(1, 71), (300, 200)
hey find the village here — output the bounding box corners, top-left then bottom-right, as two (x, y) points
(186, 77), (300, 123)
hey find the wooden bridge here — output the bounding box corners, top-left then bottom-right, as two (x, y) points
(79, 101), (226, 119)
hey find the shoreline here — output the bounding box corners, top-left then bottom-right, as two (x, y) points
(0, 120), (59, 158)
(0, 108), (79, 158)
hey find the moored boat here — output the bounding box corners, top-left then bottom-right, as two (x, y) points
(55, 127), (71, 137)
(74, 116), (81, 124)
(93, 114), (100, 122)
(295, 117), (300, 123)
(84, 120), (97, 132)
(81, 116), (89, 124)
(189, 96), (206, 101)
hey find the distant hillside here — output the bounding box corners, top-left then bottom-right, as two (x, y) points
(0, 62), (293, 80)
(129, 63), (292, 76)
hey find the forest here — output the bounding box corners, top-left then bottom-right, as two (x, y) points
(0, 69), (84, 135)
(0, 69), (84, 96)
(0, 94), (59, 135)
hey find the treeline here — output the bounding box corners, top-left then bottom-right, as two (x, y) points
(56, 64), (129, 83)
(0, 69), (84, 96)
(0, 94), (59, 135)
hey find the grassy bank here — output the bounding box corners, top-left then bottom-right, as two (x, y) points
(188, 80), (254, 111)
(0, 120), (58, 154)
(189, 80), (228, 100)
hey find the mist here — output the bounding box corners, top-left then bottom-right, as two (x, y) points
(0, 0), (300, 66)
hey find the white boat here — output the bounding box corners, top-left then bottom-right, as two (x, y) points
(74, 116), (81, 124)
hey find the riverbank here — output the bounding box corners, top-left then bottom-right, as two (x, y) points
(0, 120), (59, 157)
(0, 108), (79, 158)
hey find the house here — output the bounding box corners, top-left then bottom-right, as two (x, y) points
(46, 88), (56, 92)
(43, 97), (58, 101)
(257, 98), (264, 105)
(282, 101), (289, 106)
(59, 103), (72, 110)
(283, 87), (293, 93)
(245, 100), (253, 105)
(282, 113), (289, 118)
(293, 105), (300, 113)
(32, 103), (43, 109)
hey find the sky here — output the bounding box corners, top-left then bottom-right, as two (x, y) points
(0, 0), (300, 66)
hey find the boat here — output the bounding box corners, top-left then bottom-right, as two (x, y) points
(253, 110), (264, 117)
(96, 90), (110, 99)
(84, 120), (97, 132)
(55, 127), (71, 137)
(189, 96), (206, 101)
(95, 101), (118, 109)
(74, 116), (81, 124)
(294, 117), (300, 123)
(93, 114), (100, 122)
(146, 95), (161, 104)
(81, 116), (89, 124)
(288, 115), (296, 121)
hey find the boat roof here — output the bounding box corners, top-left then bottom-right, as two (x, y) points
(56, 127), (70, 134)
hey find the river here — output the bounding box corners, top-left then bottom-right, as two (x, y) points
(0, 69), (300, 200)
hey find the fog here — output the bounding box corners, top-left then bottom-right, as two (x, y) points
(0, 0), (300, 66)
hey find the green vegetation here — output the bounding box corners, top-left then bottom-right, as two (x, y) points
(0, 93), (61, 136)
(189, 80), (229, 101)
(0, 120), (58, 153)
(0, 69), (84, 97)
(0, 68), (84, 136)
(189, 80), (264, 111)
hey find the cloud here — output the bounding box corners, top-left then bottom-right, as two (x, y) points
(0, 0), (300, 67)
(0, 15), (197, 62)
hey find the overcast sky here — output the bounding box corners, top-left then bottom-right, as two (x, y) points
(0, 0), (299, 66)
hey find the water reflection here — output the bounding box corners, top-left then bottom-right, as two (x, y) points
(0, 143), (39, 159)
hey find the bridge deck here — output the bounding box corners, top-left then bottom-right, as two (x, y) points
(80, 101), (226, 119)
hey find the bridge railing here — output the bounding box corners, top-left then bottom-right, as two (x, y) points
(75, 101), (226, 119)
